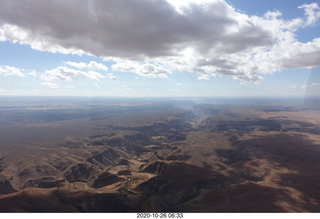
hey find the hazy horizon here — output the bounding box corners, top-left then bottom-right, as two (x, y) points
(1, 0), (320, 214)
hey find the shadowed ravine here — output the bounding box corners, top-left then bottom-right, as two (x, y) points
(0, 98), (320, 212)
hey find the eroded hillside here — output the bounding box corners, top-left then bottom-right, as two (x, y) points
(0, 98), (320, 212)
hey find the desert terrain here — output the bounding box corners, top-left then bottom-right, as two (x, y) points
(0, 97), (319, 212)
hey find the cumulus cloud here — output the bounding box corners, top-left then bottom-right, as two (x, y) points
(0, 65), (25, 77)
(112, 61), (172, 78)
(107, 73), (117, 80)
(41, 66), (105, 81)
(65, 61), (108, 71)
(0, 65), (39, 78)
(198, 74), (211, 80)
(0, 0), (320, 82)
(41, 82), (59, 89)
(27, 70), (37, 77)
(298, 3), (320, 26)
(64, 62), (87, 69)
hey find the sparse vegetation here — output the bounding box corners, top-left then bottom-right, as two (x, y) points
(0, 97), (319, 212)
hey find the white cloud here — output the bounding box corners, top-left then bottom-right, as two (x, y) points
(311, 83), (320, 87)
(112, 61), (172, 78)
(301, 85), (308, 89)
(0, 65), (39, 78)
(0, 0), (320, 82)
(176, 82), (183, 86)
(290, 85), (299, 89)
(291, 83), (320, 89)
(0, 88), (9, 94)
(65, 61), (108, 72)
(88, 61), (108, 72)
(298, 3), (320, 26)
(27, 70), (37, 77)
(198, 74), (210, 80)
(0, 65), (25, 77)
(41, 66), (105, 81)
(107, 73), (117, 80)
(64, 62), (87, 69)
(41, 82), (59, 89)
(93, 83), (100, 88)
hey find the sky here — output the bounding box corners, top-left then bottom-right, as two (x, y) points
(0, 0), (319, 97)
